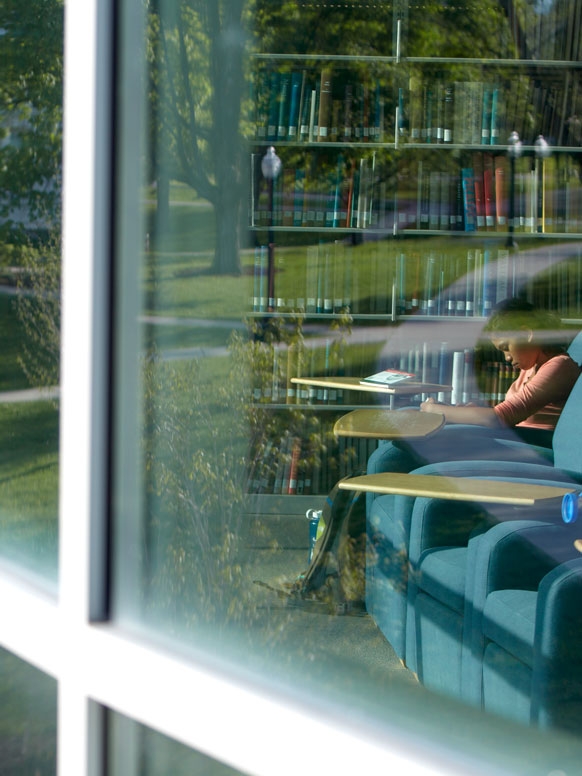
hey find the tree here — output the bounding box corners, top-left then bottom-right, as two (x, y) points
(0, 0), (64, 238)
(148, 0), (248, 274)
(15, 235), (61, 388)
(2, 1), (64, 390)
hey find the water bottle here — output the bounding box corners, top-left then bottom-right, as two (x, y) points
(562, 491), (582, 524)
(306, 508), (322, 563)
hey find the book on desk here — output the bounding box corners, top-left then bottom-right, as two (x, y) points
(360, 369), (416, 387)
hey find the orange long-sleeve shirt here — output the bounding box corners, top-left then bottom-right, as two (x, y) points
(493, 353), (581, 429)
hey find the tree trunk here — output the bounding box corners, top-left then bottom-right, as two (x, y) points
(208, 2), (246, 275)
(212, 188), (242, 275)
(156, 171), (170, 239)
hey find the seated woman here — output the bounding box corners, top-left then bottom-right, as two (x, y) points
(367, 297), (581, 478)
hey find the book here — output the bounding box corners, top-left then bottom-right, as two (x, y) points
(494, 156), (507, 229)
(299, 77), (312, 141)
(408, 75), (422, 142)
(308, 87), (318, 142)
(372, 81), (383, 141)
(287, 438), (301, 494)
(451, 351), (464, 405)
(266, 71), (280, 141)
(434, 77), (445, 143)
(489, 87), (500, 145)
(443, 83), (453, 142)
(277, 72), (291, 140)
(472, 155), (485, 230)
(421, 82), (433, 142)
(360, 369), (415, 386)
(342, 82), (353, 140)
(317, 68), (333, 141)
(429, 171), (441, 229)
(482, 156), (496, 229)
(481, 88), (492, 144)
(354, 83), (369, 141)
(461, 167), (477, 232)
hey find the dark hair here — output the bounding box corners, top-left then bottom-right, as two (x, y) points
(483, 297), (569, 354)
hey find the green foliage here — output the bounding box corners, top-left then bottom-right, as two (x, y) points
(141, 336), (263, 627)
(0, 295), (32, 392)
(139, 314), (355, 629)
(14, 233), (61, 389)
(404, 0), (515, 60)
(0, 0), (64, 233)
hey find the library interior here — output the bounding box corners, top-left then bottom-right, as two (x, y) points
(245, 0), (582, 745)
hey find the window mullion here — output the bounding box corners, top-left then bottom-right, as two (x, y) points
(59, 0), (115, 772)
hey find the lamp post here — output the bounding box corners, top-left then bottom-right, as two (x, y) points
(506, 130), (522, 249)
(261, 146), (282, 312)
(534, 134), (550, 234)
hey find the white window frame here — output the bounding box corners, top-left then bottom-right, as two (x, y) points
(0, 1), (541, 774)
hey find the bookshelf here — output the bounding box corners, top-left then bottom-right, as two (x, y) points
(246, 0), (582, 504)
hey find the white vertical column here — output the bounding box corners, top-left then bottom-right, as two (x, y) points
(59, 0), (114, 771)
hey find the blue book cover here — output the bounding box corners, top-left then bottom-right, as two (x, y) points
(287, 71), (302, 139)
(267, 71), (279, 141)
(277, 72), (291, 140)
(461, 168), (477, 232)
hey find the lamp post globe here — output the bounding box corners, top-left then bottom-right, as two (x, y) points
(261, 147), (281, 312)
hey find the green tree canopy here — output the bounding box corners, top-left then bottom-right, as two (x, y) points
(0, 0), (64, 237)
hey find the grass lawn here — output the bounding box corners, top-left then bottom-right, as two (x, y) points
(0, 400), (59, 580)
(0, 287), (58, 579)
(0, 294), (32, 392)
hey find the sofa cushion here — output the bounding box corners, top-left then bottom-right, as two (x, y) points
(417, 546), (467, 613)
(482, 589), (537, 667)
(482, 642), (532, 725)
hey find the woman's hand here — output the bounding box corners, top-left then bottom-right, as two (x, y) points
(420, 397), (446, 413)
(420, 398), (499, 427)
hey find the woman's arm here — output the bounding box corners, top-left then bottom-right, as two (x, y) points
(420, 397), (501, 427)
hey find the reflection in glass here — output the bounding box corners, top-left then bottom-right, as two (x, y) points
(0, 1), (63, 579)
(112, 0), (582, 769)
(0, 647), (57, 775)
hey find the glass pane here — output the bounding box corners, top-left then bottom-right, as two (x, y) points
(108, 710), (246, 776)
(0, 1), (63, 580)
(112, 0), (582, 770)
(0, 647), (57, 775)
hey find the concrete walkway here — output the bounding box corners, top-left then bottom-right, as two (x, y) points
(0, 387), (60, 403)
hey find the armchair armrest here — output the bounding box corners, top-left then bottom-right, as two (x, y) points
(533, 558), (582, 731)
(412, 459), (576, 484)
(461, 521), (580, 706)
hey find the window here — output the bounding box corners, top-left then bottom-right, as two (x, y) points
(0, 0), (63, 581)
(0, 647), (56, 775)
(2, 1), (582, 774)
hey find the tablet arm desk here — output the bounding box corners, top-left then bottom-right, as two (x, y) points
(338, 473), (574, 506)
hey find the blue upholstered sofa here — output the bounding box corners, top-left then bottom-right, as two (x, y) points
(365, 362), (582, 727)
